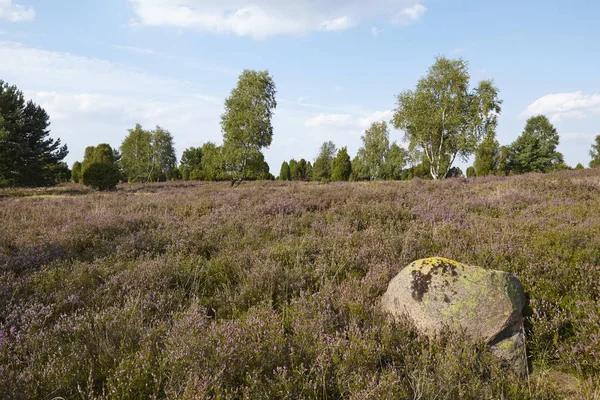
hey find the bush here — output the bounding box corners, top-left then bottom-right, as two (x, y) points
(82, 162), (121, 190)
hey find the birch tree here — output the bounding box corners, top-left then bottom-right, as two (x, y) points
(392, 57), (501, 179)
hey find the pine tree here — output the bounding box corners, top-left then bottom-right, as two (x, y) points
(279, 161), (291, 181)
(331, 147), (352, 181)
(0, 80), (68, 187)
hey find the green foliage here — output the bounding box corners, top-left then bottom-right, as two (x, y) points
(221, 70), (276, 183)
(0, 80), (68, 187)
(392, 57), (502, 179)
(72, 161), (82, 183)
(360, 122), (390, 180)
(466, 166), (476, 178)
(350, 155), (368, 181)
(331, 147), (352, 181)
(289, 159), (298, 180)
(180, 147), (203, 180)
(201, 142), (226, 181)
(120, 124), (153, 182)
(589, 134), (600, 168)
(496, 145), (511, 176)
(575, 163), (585, 170)
(509, 115), (564, 174)
(474, 131), (500, 176)
(382, 143), (409, 180)
(47, 162), (71, 184)
(82, 162), (121, 190)
(120, 124), (177, 182)
(151, 126), (177, 181)
(304, 161), (313, 181)
(312, 141), (336, 181)
(279, 161), (290, 181)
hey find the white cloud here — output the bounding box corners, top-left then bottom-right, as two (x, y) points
(127, 0), (427, 39)
(305, 110), (394, 130)
(520, 91), (600, 122)
(305, 114), (352, 127)
(371, 27), (384, 37)
(321, 16), (353, 32)
(391, 4), (427, 24)
(112, 44), (155, 55)
(561, 132), (598, 141)
(0, 41), (223, 167)
(0, 0), (34, 22)
(358, 109), (394, 128)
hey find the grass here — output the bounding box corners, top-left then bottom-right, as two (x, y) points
(1, 170), (599, 399)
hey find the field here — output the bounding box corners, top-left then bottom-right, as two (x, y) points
(1, 170), (600, 399)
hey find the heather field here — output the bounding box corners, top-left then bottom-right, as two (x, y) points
(1, 171), (600, 399)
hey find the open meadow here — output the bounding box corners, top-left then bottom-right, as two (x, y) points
(1, 170), (600, 399)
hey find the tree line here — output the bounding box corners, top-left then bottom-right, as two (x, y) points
(1, 57), (600, 189)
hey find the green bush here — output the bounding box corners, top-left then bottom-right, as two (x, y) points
(82, 162), (121, 190)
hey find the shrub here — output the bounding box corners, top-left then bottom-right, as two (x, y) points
(82, 162), (121, 190)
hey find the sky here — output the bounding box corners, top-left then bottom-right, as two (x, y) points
(1, 0), (599, 172)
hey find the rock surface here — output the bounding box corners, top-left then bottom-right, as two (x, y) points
(381, 257), (528, 376)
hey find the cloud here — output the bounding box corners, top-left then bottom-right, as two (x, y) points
(358, 110), (394, 128)
(371, 27), (384, 37)
(127, 0), (427, 39)
(520, 91), (600, 122)
(0, 41), (224, 167)
(112, 44), (155, 55)
(561, 132), (598, 141)
(305, 110), (394, 129)
(391, 4), (427, 24)
(0, 0), (34, 22)
(321, 16), (353, 32)
(305, 114), (352, 127)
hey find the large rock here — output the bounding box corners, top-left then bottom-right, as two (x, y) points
(381, 257), (528, 376)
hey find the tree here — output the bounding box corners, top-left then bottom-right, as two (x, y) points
(82, 162), (121, 191)
(304, 161), (313, 181)
(150, 126), (177, 181)
(72, 161), (82, 183)
(382, 143), (409, 180)
(279, 161), (291, 181)
(392, 57), (502, 179)
(466, 166), (476, 178)
(331, 147), (352, 181)
(221, 69), (277, 184)
(474, 131), (500, 176)
(201, 142), (225, 181)
(0, 80), (68, 187)
(496, 145), (510, 176)
(289, 159), (299, 180)
(360, 122), (390, 180)
(180, 147), (203, 180)
(509, 115), (563, 174)
(312, 141), (336, 181)
(351, 155), (368, 181)
(120, 124), (152, 182)
(295, 159), (307, 180)
(589, 134), (600, 168)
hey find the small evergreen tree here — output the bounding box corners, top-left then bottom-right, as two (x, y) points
(466, 166), (476, 178)
(331, 147), (352, 181)
(575, 163), (585, 170)
(509, 115), (563, 174)
(279, 161), (291, 181)
(82, 162), (121, 191)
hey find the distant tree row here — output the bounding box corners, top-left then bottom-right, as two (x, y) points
(3, 57), (600, 189)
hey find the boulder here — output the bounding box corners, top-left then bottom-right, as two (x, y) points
(381, 257), (528, 376)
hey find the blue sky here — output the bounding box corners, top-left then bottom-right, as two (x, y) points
(1, 0), (599, 172)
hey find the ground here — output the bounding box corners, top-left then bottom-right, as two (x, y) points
(1, 170), (599, 399)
